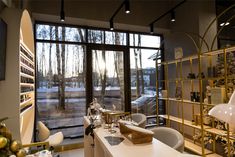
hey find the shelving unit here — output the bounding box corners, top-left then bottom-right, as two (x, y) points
(156, 46), (235, 156)
(19, 41), (35, 112)
(0, 9), (35, 145)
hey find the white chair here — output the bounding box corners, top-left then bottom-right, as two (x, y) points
(37, 121), (64, 147)
(131, 113), (147, 128)
(150, 127), (184, 153)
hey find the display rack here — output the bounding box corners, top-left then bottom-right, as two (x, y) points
(0, 9), (35, 145)
(156, 46), (235, 156)
(19, 41), (35, 112)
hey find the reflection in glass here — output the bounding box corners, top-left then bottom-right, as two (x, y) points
(92, 50), (124, 111)
(130, 48), (157, 116)
(36, 24), (85, 42)
(105, 31), (126, 45)
(129, 34), (161, 48)
(88, 29), (104, 44)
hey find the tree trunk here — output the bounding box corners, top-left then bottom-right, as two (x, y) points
(133, 35), (140, 98)
(55, 26), (62, 110)
(115, 32), (125, 110)
(101, 51), (107, 104)
(48, 26), (53, 88)
(60, 27), (66, 110)
(138, 34), (145, 94)
(78, 29), (86, 87)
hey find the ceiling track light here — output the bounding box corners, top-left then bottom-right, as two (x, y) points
(110, 20), (114, 30)
(60, 0), (65, 22)
(108, 0), (130, 30)
(149, 0), (186, 28)
(171, 11), (175, 22)
(150, 24), (154, 34)
(125, 0), (130, 14)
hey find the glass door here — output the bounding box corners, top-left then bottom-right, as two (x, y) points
(92, 49), (125, 111)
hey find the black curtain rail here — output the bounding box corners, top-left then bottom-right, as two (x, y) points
(149, 0), (186, 26)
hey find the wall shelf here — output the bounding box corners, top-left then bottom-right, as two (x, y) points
(156, 45), (235, 156)
(185, 138), (212, 155)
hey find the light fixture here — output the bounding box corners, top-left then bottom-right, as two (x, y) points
(125, 0), (130, 14)
(150, 24), (154, 34)
(220, 22), (230, 27)
(171, 11), (175, 22)
(109, 0), (130, 30)
(60, 0), (65, 22)
(208, 91), (235, 132)
(110, 20), (114, 30)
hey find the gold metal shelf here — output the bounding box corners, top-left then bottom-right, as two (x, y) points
(206, 154), (223, 157)
(159, 114), (234, 140)
(159, 55), (198, 65)
(201, 49), (224, 56)
(158, 115), (210, 130)
(185, 138), (212, 155)
(158, 97), (216, 106)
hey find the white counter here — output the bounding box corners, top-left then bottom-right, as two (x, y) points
(84, 116), (182, 157)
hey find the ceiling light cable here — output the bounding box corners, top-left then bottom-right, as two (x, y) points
(150, 24), (154, 34)
(110, 19), (114, 30)
(109, 0), (131, 30)
(60, 0), (65, 22)
(171, 11), (175, 22)
(125, 0), (130, 14)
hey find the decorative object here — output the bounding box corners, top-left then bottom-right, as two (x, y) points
(190, 91), (202, 102)
(119, 121), (153, 144)
(209, 90), (235, 132)
(161, 90), (168, 98)
(211, 87), (226, 104)
(196, 72), (205, 78)
(187, 73), (196, 79)
(207, 66), (216, 78)
(0, 117), (26, 157)
(175, 84), (182, 100)
(174, 47), (183, 59)
(193, 114), (201, 126)
(193, 130), (213, 146)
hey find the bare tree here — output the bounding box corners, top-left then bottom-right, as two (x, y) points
(133, 35), (140, 98)
(48, 26), (53, 88)
(77, 29), (86, 87)
(100, 50), (107, 104)
(60, 27), (66, 110)
(114, 32), (125, 109)
(55, 26), (65, 110)
(138, 34), (145, 94)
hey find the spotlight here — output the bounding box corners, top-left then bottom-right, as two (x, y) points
(150, 24), (154, 34)
(110, 20), (114, 30)
(171, 11), (175, 22)
(60, 11), (65, 22)
(125, 0), (130, 14)
(220, 22), (230, 27)
(60, 0), (65, 22)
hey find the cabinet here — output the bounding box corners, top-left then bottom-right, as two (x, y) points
(156, 47), (235, 156)
(0, 9), (35, 145)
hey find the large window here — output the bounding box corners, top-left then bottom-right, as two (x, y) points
(35, 22), (162, 144)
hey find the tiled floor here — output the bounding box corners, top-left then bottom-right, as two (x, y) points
(58, 148), (84, 157)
